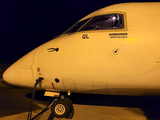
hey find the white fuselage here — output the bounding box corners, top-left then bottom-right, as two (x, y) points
(3, 2), (160, 96)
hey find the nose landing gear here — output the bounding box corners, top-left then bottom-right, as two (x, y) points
(27, 77), (74, 120)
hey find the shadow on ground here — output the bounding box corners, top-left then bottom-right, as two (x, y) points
(26, 90), (160, 120)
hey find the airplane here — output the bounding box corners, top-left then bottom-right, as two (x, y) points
(2, 2), (160, 119)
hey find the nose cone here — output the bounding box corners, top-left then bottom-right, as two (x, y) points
(3, 63), (16, 85)
(2, 49), (37, 87)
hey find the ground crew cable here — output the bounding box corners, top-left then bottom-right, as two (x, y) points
(31, 100), (55, 120)
(27, 77), (44, 120)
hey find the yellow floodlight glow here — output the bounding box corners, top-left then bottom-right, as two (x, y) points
(129, 38), (135, 41)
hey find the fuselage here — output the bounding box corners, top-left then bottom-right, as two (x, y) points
(3, 2), (160, 96)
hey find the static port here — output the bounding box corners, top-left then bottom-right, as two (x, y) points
(55, 78), (60, 83)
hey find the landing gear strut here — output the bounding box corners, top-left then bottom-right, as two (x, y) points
(27, 77), (74, 120)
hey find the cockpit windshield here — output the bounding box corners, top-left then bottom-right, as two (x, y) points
(63, 13), (124, 34)
(80, 14), (124, 31)
(63, 18), (90, 34)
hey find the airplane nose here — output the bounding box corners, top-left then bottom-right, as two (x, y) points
(3, 63), (16, 85)
(3, 48), (37, 87)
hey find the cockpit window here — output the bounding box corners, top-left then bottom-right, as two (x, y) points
(79, 14), (124, 31)
(63, 18), (90, 34)
(63, 13), (124, 34)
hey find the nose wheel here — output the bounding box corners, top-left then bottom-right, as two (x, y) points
(52, 97), (74, 118)
(54, 103), (66, 116)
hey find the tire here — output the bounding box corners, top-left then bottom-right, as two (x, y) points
(52, 99), (71, 118)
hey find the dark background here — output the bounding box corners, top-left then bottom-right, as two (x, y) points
(0, 0), (159, 63)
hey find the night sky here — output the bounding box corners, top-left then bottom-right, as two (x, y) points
(0, 0), (159, 63)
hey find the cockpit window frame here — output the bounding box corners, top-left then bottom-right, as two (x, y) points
(77, 11), (127, 33)
(62, 11), (127, 35)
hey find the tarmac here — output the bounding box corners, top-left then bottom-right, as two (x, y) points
(0, 63), (160, 120)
